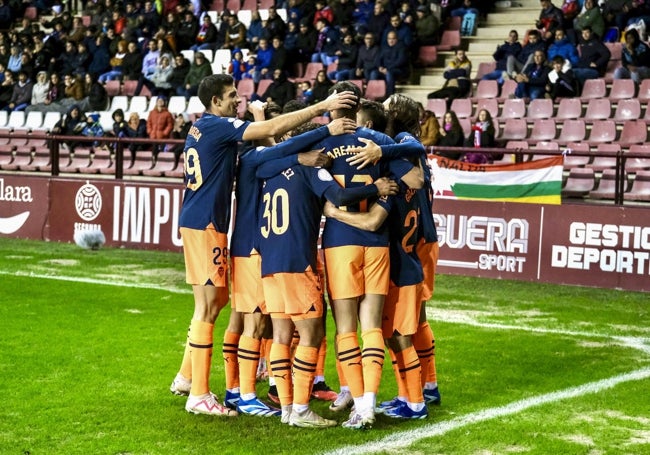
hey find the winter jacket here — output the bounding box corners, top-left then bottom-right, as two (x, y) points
(147, 107), (174, 140)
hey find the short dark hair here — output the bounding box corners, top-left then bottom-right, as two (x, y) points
(328, 81), (362, 116)
(198, 74), (234, 109)
(358, 99), (387, 133)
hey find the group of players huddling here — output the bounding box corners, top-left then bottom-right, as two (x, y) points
(168, 73), (441, 429)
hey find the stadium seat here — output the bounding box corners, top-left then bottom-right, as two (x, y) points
(417, 46), (438, 67)
(165, 153), (184, 178)
(123, 149), (154, 175)
(472, 80), (498, 100)
(579, 78), (607, 100)
(121, 80), (138, 97)
(302, 62), (324, 81)
(450, 98), (472, 118)
(167, 96), (187, 115)
(604, 42), (622, 60)
(562, 167), (595, 198)
(589, 168), (624, 200)
(426, 98), (447, 118)
(608, 79), (636, 101)
(619, 120), (648, 145)
(588, 143), (620, 171)
(459, 117), (472, 136)
(529, 140), (559, 161)
(256, 79), (272, 98)
(129, 96), (149, 114)
(446, 15), (462, 31)
(435, 30), (461, 51)
(563, 142), (592, 168)
(624, 170), (650, 202)
(498, 118), (528, 142)
(501, 140), (528, 163)
(7, 111), (26, 129)
(25, 111), (44, 130)
(42, 112), (62, 131)
(213, 49), (232, 68)
(526, 98), (553, 120)
(557, 119), (586, 145)
(226, 0), (241, 13)
(364, 80), (386, 101)
(498, 79), (517, 101)
(475, 98), (499, 119)
(473, 62), (496, 82)
(500, 98), (526, 120)
(613, 98), (641, 121)
(1, 147), (31, 171)
(528, 119), (557, 142)
(583, 98), (612, 121)
(626, 144), (650, 171)
(104, 80), (121, 97)
(638, 79), (650, 102)
(237, 79), (255, 99)
(60, 146), (92, 173)
(20, 146), (51, 172)
(180, 49), (194, 62)
(142, 152), (177, 177)
(109, 95), (129, 112)
(586, 119), (617, 144)
(0, 110), (8, 128)
(555, 98), (582, 120)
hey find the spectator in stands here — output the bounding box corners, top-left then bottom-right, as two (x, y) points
(352, 0), (374, 34)
(81, 111), (104, 147)
(546, 55), (578, 99)
(111, 108), (128, 138)
(228, 49), (246, 81)
(0, 44), (9, 69)
(418, 102), (440, 147)
(614, 28), (650, 83)
(435, 110), (465, 159)
(547, 28), (579, 70)
(124, 111), (148, 163)
(169, 112), (192, 167)
(140, 54), (174, 97)
(536, 0), (564, 42)
(161, 12), (180, 46)
(176, 10), (199, 51)
(328, 33), (358, 81)
(307, 69), (334, 104)
(573, 0), (605, 40)
(572, 26), (611, 86)
(297, 80), (312, 104)
(257, 69), (296, 109)
(70, 41), (90, 77)
(427, 49), (472, 109)
(98, 39), (127, 83)
(0, 69), (13, 109)
(51, 104), (86, 151)
(311, 18), (339, 66)
(222, 13), (247, 51)
(381, 14), (414, 48)
(19, 51), (35, 81)
(265, 6), (287, 40)
(190, 13), (218, 52)
(294, 19), (317, 64)
(7, 44), (21, 73)
(514, 49), (550, 99)
(254, 38), (274, 83)
(414, 5), (441, 48)
(79, 72), (108, 112)
(332, 0), (355, 29)
(140, 39), (160, 82)
(85, 36), (109, 80)
(269, 36), (289, 75)
(313, 0), (334, 27)
(26, 72), (62, 112)
(147, 95), (174, 156)
(138, 0), (161, 39)
(247, 10), (265, 51)
(482, 30), (522, 85)
(451, 0), (479, 18)
(284, 20), (300, 58)
(506, 29), (546, 79)
(462, 108), (496, 164)
(177, 51), (212, 99)
(0, 0), (12, 31)
(169, 53), (190, 93)
(4, 70), (32, 112)
(367, 2), (391, 42)
(30, 70), (49, 106)
(121, 41), (143, 82)
(371, 30), (409, 96)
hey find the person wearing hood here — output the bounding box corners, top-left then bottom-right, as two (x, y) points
(30, 71), (50, 106)
(147, 96), (174, 156)
(81, 112), (104, 147)
(5, 70), (33, 112)
(177, 51), (212, 99)
(547, 28), (579, 70)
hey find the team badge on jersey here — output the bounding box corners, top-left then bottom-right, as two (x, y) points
(317, 169), (334, 182)
(228, 118), (245, 129)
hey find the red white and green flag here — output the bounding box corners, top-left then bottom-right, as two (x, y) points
(428, 156), (563, 205)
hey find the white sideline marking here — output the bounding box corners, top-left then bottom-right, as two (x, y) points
(0, 270), (191, 294)
(321, 367), (650, 455)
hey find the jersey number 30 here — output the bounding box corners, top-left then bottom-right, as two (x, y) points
(260, 189), (289, 238)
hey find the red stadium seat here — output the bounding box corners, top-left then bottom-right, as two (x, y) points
(426, 99), (447, 118)
(500, 98), (526, 120)
(475, 98), (499, 119)
(526, 98), (553, 119)
(580, 78), (607, 100)
(562, 167), (595, 198)
(364, 80), (386, 101)
(586, 119), (617, 144)
(450, 98), (473, 118)
(608, 79), (636, 101)
(498, 118), (528, 142)
(626, 144), (650, 172)
(619, 120), (648, 145)
(528, 119), (557, 142)
(589, 168), (624, 200)
(583, 98), (612, 121)
(555, 98), (582, 120)
(613, 98), (641, 121)
(557, 119), (586, 145)
(588, 143), (620, 171)
(624, 170), (650, 202)
(435, 30), (461, 51)
(563, 142), (592, 168)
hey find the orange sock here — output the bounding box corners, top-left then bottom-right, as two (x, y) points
(293, 345), (318, 406)
(179, 325), (192, 379)
(396, 346), (424, 404)
(223, 330), (240, 390)
(315, 336), (327, 379)
(270, 342), (293, 406)
(335, 357), (347, 388)
(388, 347), (407, 399)
(290, 330), (300, 359)
(412, 321), (437, 385)
(238, 335), (260, 396)
(361, 328), (384, 395)
(336, 332), (364, 399)
(263, 338), (273, 374)
(188, 319), (214, 396)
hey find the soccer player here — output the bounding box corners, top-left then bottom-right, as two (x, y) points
(170, 73), (357, 416)
(257, 122), (399, 428)
(347, 93), (441, 412)
(232, 103), (358, 417)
